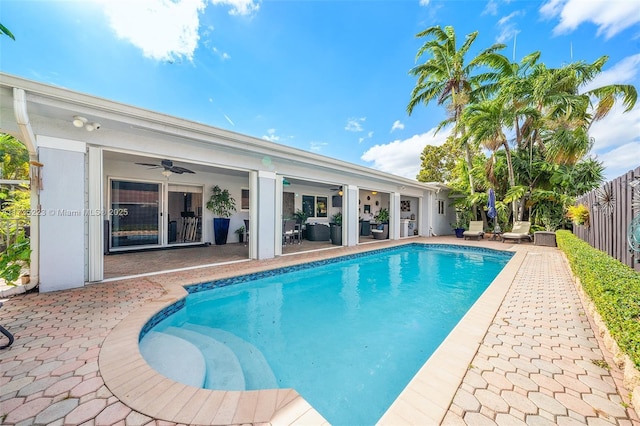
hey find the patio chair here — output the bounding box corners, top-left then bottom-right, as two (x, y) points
(371, 223), (388, 240)
(502, 221), (532, 243)
(283, 219), (301, 244)
(463, 221), (484, 240)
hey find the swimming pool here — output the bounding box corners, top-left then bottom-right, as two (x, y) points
(140, 244), (512, 425)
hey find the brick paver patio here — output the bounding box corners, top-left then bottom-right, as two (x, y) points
(0, 237), (638, 425)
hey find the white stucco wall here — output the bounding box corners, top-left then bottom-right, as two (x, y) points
(37, 138), (86, 292)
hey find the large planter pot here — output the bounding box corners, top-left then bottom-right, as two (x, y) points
(214, 218), (231, 245)
(330, 224), (342, 246)
(454, 228), (465, 238)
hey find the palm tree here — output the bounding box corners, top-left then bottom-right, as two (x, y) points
(407, 25), (507, 212)
(529, 56), (637, 165)
(462, 98), (518, 220)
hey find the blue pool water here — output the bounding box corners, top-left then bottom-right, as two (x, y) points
(140, 244), (512, 425)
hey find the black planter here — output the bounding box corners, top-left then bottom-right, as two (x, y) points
(330, 224), (342, 245)
(214, 218), (231, 245)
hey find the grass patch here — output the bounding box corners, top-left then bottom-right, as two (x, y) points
(557, 230), (640, 368)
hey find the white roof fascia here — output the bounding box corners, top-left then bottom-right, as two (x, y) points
(0, 73), (440, 192)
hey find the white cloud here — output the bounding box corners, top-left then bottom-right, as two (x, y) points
(360, 129), (448, 179)
(596, 142), (640, 181)
(263, 128), (280, 142)
(483, 0), (499, 16)
(590, 103), (640, 152)
(496, 11), (523, 43)
(582, 54), (640, 92)
(211, 0), (260, 16)
(419, 0), (429, 6)
(310, 142), (328, 152)
(390, 120), (405, 132)
(100, 0), (206, 62)
(345, 117), (366, 132)
(540, 0), (640, 39)
(223, 114), (235, 126)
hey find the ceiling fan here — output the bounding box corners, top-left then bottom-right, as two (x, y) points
(135, 159), (195, 174)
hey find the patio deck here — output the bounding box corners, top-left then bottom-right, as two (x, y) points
(0, 237), (638, 425)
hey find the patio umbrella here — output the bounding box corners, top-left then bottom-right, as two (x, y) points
(487, 188), (500, 232)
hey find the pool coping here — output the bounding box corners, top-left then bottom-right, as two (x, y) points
(98, 242), (523, 425)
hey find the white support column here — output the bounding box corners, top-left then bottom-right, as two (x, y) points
(37, 136), (86, 292)
(417, 195), (424, 237)
(87, 146), (103, 282)
(390, 192), (401, 240)
(256, 170), (277, 260)
(274, 175), (283, 256)
(249, 171), (259, 259)
(345, 184), (358, 246)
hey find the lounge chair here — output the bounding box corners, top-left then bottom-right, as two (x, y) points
(502, 221), (532, 243)
(463, 221), (484, 240)
(371, 224), (388, 240)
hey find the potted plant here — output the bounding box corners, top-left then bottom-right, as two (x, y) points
(235, 226), (245, 243)
(451, 213), (467, 238)
(294, 209), (308, 225)
(374, 208), (389, 224)
(330, 212), (343, 245)
(0, 236), (31, 286)
(206, 185), (237, 245)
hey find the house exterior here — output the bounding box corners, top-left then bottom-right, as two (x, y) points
(0, 73), (455, 292)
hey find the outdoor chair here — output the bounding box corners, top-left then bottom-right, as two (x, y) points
(463, 221), (484, 240)
(0, 302), (14, 349)
(371, 223), (389, 240)
(502, 221), (532, 243)
(306, 223), (330, 241)
(283, 219), (301, 244)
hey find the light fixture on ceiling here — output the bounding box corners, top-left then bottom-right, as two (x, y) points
(161, 170), (172, 178)
(371, 191), (378, 195)
(72, 115), (101, 131)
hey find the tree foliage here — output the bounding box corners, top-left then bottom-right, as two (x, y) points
(409, 25), (637, 230)
(416, 136), (462, 183)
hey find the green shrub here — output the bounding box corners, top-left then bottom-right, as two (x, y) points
(556, 230), (640, 368)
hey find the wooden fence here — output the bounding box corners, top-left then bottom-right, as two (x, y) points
(574, 166), (640, 272)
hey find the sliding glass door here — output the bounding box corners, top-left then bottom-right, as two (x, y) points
(167, 184), (203, 245)
(110, 180), (161, 249)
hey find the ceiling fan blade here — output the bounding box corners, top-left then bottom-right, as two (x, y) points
(135, 162), (162, 168)
(169, 166), (195, 174)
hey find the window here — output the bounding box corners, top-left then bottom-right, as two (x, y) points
(302, 195), (328, 218)
(316, 196), (328, 218)
(302, 195), (315, 217)
(437, 200), (445, 215)
(241, 189), (249, 210)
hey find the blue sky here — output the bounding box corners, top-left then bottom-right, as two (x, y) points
(1, 0), (639, 181)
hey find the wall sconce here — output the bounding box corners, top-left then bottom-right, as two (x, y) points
(72, 115), (101, 131)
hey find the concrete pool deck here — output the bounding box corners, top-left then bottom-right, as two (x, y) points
(0, 237), (638, 425)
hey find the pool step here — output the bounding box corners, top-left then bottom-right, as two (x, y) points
(182, 323), (278, 390)
(163, 327), (246, 390)
(139, 331), (206, 388)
